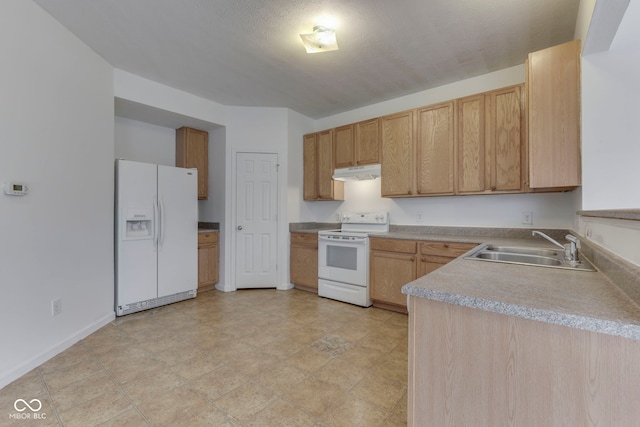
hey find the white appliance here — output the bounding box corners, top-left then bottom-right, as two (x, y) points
(332, 164), (381, 181)
(115, 159), (198, 316)
(318, 212), (389, 307)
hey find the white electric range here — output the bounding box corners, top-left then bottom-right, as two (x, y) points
(317, 212), (389, 307)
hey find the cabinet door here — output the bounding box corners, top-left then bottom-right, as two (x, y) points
(370, 251), (416, 309)
(381, 110), (415, 197)
(457, 95), (486, 193)
(418, 258), (448, 277)
(355, 119), (381, 165)
(487, 85), (524, 192)
(416, 102), (456, 195)
(290, 244), (318, 290)
(317, 129), (336, 199)
(303, 134), (318, 200)
(176, 127), (208, 200)
(334, 125), (355, 169)
(527, 40), (581, 188)
(198, 245), (218, 288)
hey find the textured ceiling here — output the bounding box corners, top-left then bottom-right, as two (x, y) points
(33, 0), (580, 119)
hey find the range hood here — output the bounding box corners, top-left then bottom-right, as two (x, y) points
(332, 164), (381, 181)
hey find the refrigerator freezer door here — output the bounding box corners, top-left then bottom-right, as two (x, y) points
(116, 160), (158, 306)
(157, 165), (198, 297)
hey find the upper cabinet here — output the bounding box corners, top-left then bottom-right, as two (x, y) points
(300, 40), (579, 200)
(333, 124), (355, 169)
(527, 39), (581, 189)
(303, 131), (344, 201)
(176, 127), (208, 199)
(486, 85), (525, 193)
(334, 119), (381, 169)
(381, 110), (415, 197)
(416, 102), (456, 196)
(457, 94), (487, 194)
(355, 119), (381, 165)
(456, 85), (525, 195)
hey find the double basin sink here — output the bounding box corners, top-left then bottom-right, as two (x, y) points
(465, 244), (596, 272)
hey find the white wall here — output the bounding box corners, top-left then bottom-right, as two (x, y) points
(313, 181), (579, 229)
(307, 64), (578, 230)
(0, 0), (115, 387)
(287, 109), (316, 223)
(200, 126), (227, 286)
(223, 107), (293, 291)
(115, 117), (176, 166)
(581, 0), (640, 210)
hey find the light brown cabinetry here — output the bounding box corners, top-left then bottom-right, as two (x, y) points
(334, 119), (381, 169)
(370, 238), (479, 312)
(487, 85), (525, 192)
(290, 232), (318, 292)
(416, 102), (456, 195)
(333, 125), (355, 169)
(527, 39), (581, 189)
(370, 238), (417, 313)
(176, 127), (208, 200)
(380, 110), (415, 197)
(408, 296), (640, 426)
(417, 241), (478, 276)
(303, 131), (344, 201)
(457, 94), (487, 193)
(197, 232), (218, 292)
(457, 85), (525, 194)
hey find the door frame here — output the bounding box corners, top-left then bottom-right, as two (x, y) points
(224, 150), (290, 291)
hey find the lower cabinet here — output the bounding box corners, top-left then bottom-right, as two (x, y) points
(197, 232), (219, 292)
(290, 232), (318, 292)
(370, 238), (479, 313)
(418, 241), (478, 276)
(370, 238), (417, 313)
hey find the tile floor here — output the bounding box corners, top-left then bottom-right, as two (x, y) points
(1, 289), (408, 426)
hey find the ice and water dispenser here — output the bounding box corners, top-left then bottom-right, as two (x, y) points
(123, 208), (153, 240)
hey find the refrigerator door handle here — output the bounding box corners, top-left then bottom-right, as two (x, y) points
(153, 196), (160, 247)
(158, 197), (164, 246)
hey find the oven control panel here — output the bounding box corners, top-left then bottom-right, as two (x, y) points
(340, 211), (388, 224)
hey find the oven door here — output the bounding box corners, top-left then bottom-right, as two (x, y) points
(318, 235), (368, 286)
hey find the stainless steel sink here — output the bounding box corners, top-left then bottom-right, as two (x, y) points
(465, 244), (596, 271)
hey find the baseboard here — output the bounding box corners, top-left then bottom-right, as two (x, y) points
(0, 311), (115, 389)
(215, 282), (235, 292)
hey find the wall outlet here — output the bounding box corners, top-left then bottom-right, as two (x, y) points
(51, 298), (62, 316)
(335, 212), (341, 221)
(522, 211), (533, 225)
(417, 211), (424, 223)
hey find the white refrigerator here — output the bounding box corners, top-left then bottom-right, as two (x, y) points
(115, 159), (198, 316)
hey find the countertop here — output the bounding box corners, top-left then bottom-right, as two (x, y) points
(399, 234), (640, 340)
(198, 228), (219, 234)
(288, 223), (640, 340)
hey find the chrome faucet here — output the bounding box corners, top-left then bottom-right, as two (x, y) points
(532, 230), (581, 264)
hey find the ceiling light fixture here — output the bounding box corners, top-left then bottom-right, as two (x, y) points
(299, 26), (339, 53)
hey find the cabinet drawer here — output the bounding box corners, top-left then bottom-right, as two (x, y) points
(370, 238), (416, 254)
(198, 232), (219, 246)
(419, 241), (478, 257)
(290, 232), (318, 246)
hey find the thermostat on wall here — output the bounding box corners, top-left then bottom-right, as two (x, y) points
(4, 182), (29, 196)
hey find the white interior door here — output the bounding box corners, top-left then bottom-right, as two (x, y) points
(235, 152), (278, 288)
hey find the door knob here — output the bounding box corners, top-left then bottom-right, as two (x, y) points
(237, 225), (243, 230)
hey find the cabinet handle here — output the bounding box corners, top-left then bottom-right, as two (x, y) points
(411, 256), (415, 261)
(444, 243), (449, 248)
(491, 186), (497, 191)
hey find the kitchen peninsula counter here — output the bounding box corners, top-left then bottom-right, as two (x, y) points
(399, 227), (640, 426)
